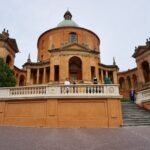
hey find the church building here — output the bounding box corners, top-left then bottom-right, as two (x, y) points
(0, 11), (118, 86)
(0, 11), (150, 128)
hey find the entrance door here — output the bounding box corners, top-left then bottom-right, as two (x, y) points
(69, 56), (82, 81)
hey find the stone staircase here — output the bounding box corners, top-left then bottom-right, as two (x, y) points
(122, 101), (150, 127)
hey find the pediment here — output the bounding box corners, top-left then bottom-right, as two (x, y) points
(61, 43), (88, 51)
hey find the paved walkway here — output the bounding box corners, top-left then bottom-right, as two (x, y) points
(0, 126), (150, 150)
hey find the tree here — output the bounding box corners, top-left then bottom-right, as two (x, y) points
(0, 58), (16, 87)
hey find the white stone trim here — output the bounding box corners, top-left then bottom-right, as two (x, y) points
(0, 84), (122, 100)
(135, 88), (150, 105)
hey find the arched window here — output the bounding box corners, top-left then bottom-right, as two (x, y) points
(142, 61), (150, 83)
(69, 32), (77, 43)
(6, 55), (11, 66)
(119, 77), (125, 90)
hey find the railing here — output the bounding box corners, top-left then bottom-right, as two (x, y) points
(136, 88), (150, 105)
(0, 84), (121, 99)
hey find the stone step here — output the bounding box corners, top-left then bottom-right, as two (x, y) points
(122, 109), (149, 111)
(124, 118), (150, 121)
(121, 102), (150, 127)
(122, 123), (150, 127)
(123, 117), (150, 120)
(123, 112), (150, 114)
(123, 113), (150, 116)
(123, 122), (150, 125)
(124, 120), (150, 123)
(122, 113), (150, 115)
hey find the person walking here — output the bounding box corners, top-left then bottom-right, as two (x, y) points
(130, 88), (135, 103)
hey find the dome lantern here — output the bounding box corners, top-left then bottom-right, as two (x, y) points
(64, 11), (72, 20)
(57, 11), (78, 27)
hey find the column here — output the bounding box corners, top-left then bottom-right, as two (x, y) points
(36, 69), (39, 84)
(101, 69), (104, 84)
(113, 71), (118, 84)
(82, 57), (91, 83)
(26, 68), (31, 85)
(138, 65), (145, 84)
(106, 70), (108, 77)
(124, 79), (128, 90)
(60, 56), (69, 82)
(131, 78), (134, 88)
(50, 65), (54, 82)
(43, 67), (46, 84)
(16, 75), (19, 86)
(49, 67), (51, 83)
(95, 66), (99, 82)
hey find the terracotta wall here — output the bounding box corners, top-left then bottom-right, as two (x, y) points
(0, 99), (122, 128)
(37, 27), (100, 61)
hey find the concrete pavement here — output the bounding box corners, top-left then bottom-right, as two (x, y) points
(0, 126), (150, 150)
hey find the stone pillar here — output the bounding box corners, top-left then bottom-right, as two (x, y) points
(16, 76), (19, 86)
(106, 70), (108, 77)
(43, 67), (46, 84)
(50, 65), (54, 82)
(49, 67), (51, 83)
(101, 69), (104, 84)
(60, 56), (69, 82)
(124, 79), (128, 90)
(82, 56), (91, 83)
(95, 66), (99, 82)
(113, 71), (118, 84)
(26, 68), (31, 85)
(138, 65), (145, 84)
(131, 77), (134, 88)
(36, 69), (39, 84)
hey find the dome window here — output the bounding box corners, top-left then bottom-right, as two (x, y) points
(69, 32), (77, 43)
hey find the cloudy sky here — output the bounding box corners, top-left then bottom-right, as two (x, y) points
(0, 0), (149, 71)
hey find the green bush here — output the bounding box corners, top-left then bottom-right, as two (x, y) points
(0, 58), (16, 87)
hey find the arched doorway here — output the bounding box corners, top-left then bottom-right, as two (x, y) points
(6, 55), (11, 66)
(119, 77), (125, 90)
(142, 61), (150, 83)
(19, 75), (25, 86)
(69, 56), (82, 81)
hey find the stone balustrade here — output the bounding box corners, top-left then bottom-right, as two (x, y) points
(136, 88), (150, 105)
(0, 84), (121, 100)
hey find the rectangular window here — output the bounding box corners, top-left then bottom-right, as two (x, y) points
(54, 65), (59, 81)
(69, 32), (77, 43)
(91, 66), (95, 81)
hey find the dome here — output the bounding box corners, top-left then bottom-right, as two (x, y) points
(57, 11), (78, 27)
(57, 20), (78, 27)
